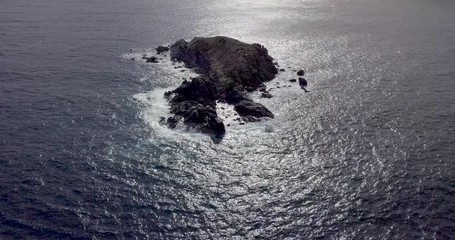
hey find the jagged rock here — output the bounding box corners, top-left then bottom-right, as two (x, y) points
(234, 100), (274, 119)
(156, 46), (170, 54)
(297, 69), (305, 76)
(164, 36), (279, 137)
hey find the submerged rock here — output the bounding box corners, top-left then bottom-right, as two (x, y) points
(164, 36), (279, 137)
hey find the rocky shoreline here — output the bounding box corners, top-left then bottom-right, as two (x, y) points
(147, 36), (308, 138)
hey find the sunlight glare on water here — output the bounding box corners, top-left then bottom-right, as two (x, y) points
(0, 0), (454, 238)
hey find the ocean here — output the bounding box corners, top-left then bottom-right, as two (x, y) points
(1, 0), (454, 239)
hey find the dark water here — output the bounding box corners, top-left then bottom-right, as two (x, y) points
(1, 0), (455, 239)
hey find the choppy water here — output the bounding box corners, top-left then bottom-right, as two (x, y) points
(1, 0), (455, 239)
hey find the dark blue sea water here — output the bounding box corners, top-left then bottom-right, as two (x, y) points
(1, 0), (455, 239)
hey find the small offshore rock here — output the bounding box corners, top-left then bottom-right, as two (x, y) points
(279, 68), (286, 72)
(156, 46), (170, 54)
(145, 56), (158, 63)
(298, 77), (308, 87)
(289, 78), (297, 82)
(297, 69), (305, 76)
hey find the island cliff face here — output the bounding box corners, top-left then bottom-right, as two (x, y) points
(163, 36), (278, 136)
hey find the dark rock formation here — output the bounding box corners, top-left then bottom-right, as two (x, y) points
(170, 36), (277, 90)
(289, 78), (297, 82)
(156, 46), (170, 54)
(164, 36), (278, 136)
(298, 77), (308, 87)
(298, 77), (309, 92)
(297, 69), (305, 76)
(145, 56), (158, 63)
(234, 100), (274, 119)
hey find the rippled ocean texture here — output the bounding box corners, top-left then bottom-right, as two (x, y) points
(1, 0), (455, 239)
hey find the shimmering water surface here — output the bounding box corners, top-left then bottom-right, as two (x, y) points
(1, 0), (454, 239)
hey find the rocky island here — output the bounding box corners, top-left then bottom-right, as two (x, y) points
(154, 36), (305, 138)
(157, 36), (279, 136)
